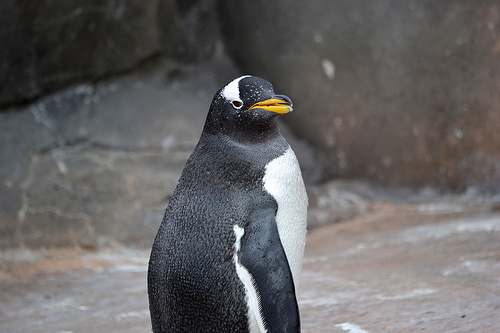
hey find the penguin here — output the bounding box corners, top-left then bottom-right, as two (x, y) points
(148, 75), (308, 333)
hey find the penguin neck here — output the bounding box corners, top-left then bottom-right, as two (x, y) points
(230, 121), (282, 145)
(204, 117), (283, 146)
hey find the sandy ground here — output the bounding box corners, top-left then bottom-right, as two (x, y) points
(1, 201), (499, 332)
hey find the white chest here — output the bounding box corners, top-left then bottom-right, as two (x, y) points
(262, 146), (308, 289)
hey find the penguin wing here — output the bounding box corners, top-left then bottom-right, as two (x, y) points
(239, 196), (300, 333)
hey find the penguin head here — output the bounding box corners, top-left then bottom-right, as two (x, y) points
(203, 76), (293, 143)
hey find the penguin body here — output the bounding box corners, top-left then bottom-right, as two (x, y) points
(148, 76), (308, 333)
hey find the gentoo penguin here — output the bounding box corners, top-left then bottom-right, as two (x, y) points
(148, 75), (308, 333)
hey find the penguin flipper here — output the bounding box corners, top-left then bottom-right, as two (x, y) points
(239, 197), (300, 333)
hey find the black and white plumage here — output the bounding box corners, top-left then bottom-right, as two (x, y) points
(148, 76), (308, 333)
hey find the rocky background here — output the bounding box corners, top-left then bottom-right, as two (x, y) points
(1, 0), (500, 250)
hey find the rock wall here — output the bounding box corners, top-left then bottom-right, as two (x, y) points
(0, 0), (218, 106)
(0, 57), (240, 249)
(2, 1), (500, 250)
(218, 0), (500, 190)
(0, 0), (233, 249)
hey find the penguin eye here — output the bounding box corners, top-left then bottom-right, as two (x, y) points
(231, 100), (243, 109)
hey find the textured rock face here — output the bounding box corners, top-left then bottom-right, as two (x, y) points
(2, 0), (500, 251)
(0, 0), (218, 106)
(218, 1), (500, 190)
(0, 0), (228, 250)
(0, 57), (239, 249)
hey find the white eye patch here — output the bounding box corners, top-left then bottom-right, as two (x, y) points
(221, 75), (251, 105)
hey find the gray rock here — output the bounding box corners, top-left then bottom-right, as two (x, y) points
(0, 0), (219, 106)
(0, 55), (240, 250)
(307, 181), (373, 229)
(0, 185), (22, 249)
(217, 1), (500, 190)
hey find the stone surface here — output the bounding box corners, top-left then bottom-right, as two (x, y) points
(300, 207), (500, 332)
(1, 194), (499, 332)
(0, 55), (240, 250)
(218, 1), (500, 190)
(0, 0), (219, 106)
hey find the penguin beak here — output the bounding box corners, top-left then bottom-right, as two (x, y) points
(248, 97), (293, 114)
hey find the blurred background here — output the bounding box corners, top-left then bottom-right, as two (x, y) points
(1, 0), (500, 251)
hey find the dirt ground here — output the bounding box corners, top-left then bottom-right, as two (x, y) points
(1, 199), (499, 332)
